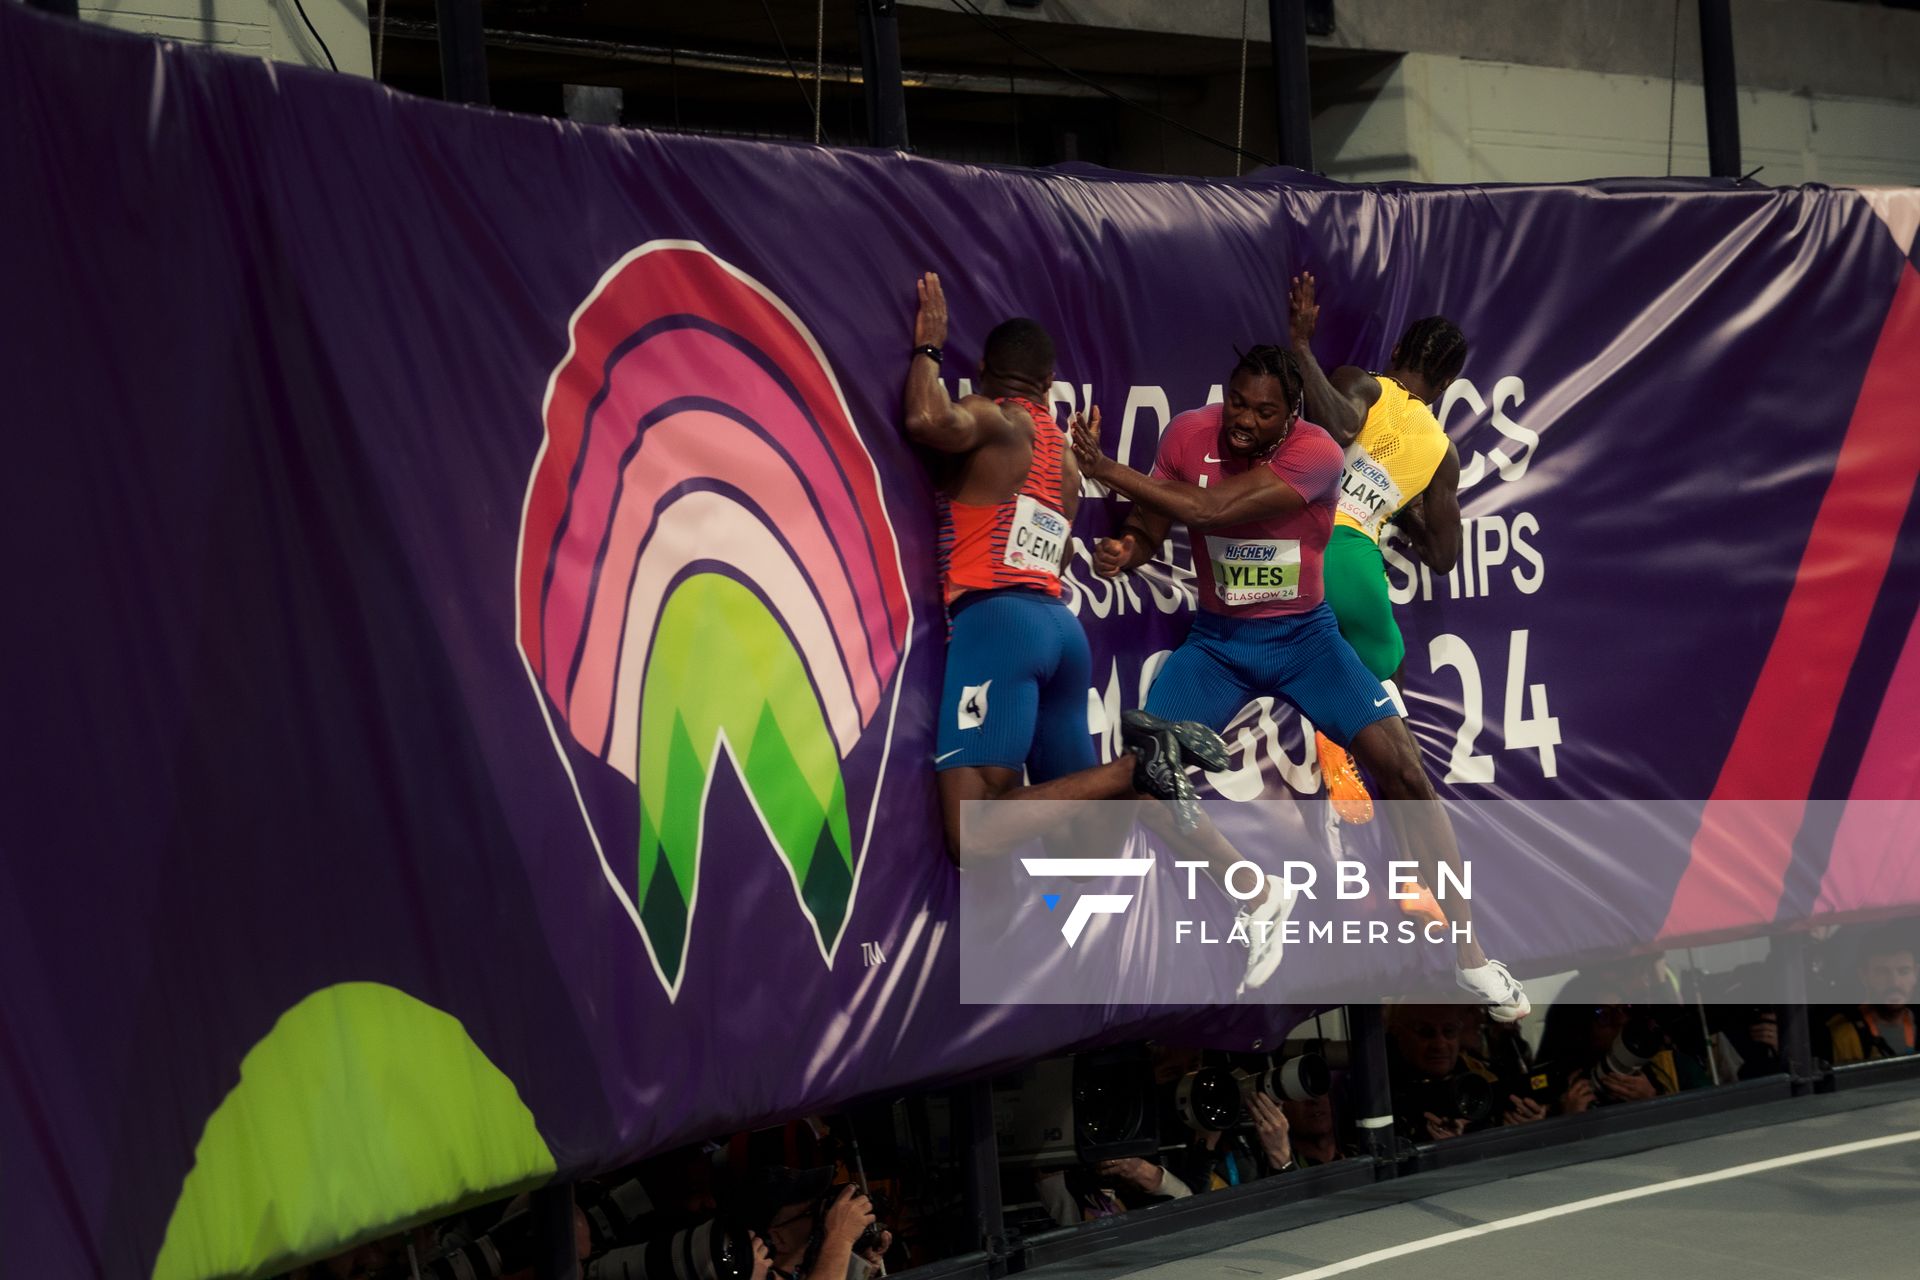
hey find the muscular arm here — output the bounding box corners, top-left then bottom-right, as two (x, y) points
(903, 358), (1008, 454)
(1109, 506), (1173, 572)
(901, 271), (1011, 454)
(1288, 272), (1379, 448)
(1301, 365), (1380, 450)
(1400, 444), (1462, 572)
(1093, 457), (1307, 530)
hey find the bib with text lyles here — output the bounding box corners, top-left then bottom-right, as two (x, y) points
(1003, 493), (1068, 576)
(1335, 445), (1406, 540)
(1205, 536), (1301, 605)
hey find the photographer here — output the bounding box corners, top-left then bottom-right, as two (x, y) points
(1386, 1005), (1547, 1141)
(1538, 978), (1698, 1108)
(1823, 925), (1916, 1064)
(759, 1175), (891, 1280)
(1281, 1093), (1355, 1167)
(1162, 1088), (1297, 1191)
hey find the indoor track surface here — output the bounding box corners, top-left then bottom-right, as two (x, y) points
(1036, 1080), (1920, 1280)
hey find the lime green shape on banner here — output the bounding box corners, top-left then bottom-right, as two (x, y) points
(154, 982), (555, 1280)
(636, 573), (853, 988)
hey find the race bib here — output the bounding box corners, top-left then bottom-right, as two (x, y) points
(1205, 537), (1301, 606)
(1004, 493), (1068, 576)
(1336, 446), (1404, 539)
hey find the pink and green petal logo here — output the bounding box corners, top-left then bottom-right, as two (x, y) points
(516, 242), (912, 997)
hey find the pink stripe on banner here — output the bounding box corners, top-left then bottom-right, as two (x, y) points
(541, 325), (885, 727)
(1817, 608), (1920, 915)
(566, 406), (873, 754)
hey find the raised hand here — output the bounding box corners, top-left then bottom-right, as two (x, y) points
(1288, 272), (1320, 350)
(915, 272), (949, 348)
(1068, 407), (1108, 479)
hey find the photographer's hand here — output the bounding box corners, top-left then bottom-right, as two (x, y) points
(1559, 1077), (1596, 1115)
(857, 1229), (893, 1273)
(1599, 1070), (1658, 1102)
(1423, 1111), (1468, 1141)
(1094, 1157), (1164, 1195)
(750, 1232), (774, 1280)
(811, 1186), (876, 1280)
(822, 1186), (876, 1247)
(1501, 1094), (1548, 1126)
(1246, 1093), (1293, 1169)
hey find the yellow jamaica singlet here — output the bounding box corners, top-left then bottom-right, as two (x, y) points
(1333, 376), (1450, 543)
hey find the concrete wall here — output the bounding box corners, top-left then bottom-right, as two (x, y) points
(905, 0), (1920, 107)
(80, 0), (371, 76)
(1320, 53), (1920, 185)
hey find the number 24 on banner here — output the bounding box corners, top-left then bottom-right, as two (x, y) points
(1427, 629), (1561, 782)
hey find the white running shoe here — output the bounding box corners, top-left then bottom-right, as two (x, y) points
(1236, 874), (1298, 995)
(1456, 958), (1531, 1022)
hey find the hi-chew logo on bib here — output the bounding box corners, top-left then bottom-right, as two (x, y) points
(1337, 447), (1403, 537)
(1207, 537), (1301, 605)
(1004, 493), (1067, 576)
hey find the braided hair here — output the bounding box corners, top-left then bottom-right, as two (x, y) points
(1231, 343), (1305, 416)
(1390, 317), (1469, 389)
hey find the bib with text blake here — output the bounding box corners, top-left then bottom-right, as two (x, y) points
(1336, 445), (1405, 540)
(1004, 493), (1068, 576)
(1206, 536), (1301, 605)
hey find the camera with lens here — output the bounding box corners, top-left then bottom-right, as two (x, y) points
(1236, 1048), (1331, 1105)
(582, 1178), (656, 1255)
(1173, 1065), (1244, 1132)
(375, 1208), (539, 1280)
(1586, 1009), (1669, 1092)
(1491, 1061), (1560, 1110)
(1403, 1071), (1493, 1126)
(589, 1216), (758, 1280)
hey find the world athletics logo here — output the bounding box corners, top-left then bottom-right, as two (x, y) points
(515, 242), (914, 999)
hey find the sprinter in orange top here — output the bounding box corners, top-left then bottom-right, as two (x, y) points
(902, 273), (1228, 861)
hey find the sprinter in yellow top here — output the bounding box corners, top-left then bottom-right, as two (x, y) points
(1287, 273), (1466, 829)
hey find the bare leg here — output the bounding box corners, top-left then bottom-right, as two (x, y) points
(1347, 717), (1487, 968)
(939, 757), (1139, 864)
(1137, 800), (1269, 901)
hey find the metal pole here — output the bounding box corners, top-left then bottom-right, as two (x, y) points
(435, 0), (491, 106)
(854, 0), (910, 149)
(531, 1183), (580, 1280)
(1697, 0), (1740, 178)
(952, 1082), (1007, 1271)
(1773, 935), (1817, 1093)
(1267, 0), (1313, 170)
(1345, 1003), (1398, 1173)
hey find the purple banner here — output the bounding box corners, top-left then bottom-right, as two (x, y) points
(3, 6), (1919, 1276)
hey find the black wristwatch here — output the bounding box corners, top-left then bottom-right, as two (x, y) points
(912, 344), (943, 367)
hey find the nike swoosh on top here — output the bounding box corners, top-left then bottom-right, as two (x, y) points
(1373, 696), (1393, 707)
(935, 748), (965, 763)
(1203, 454), (1222, 463)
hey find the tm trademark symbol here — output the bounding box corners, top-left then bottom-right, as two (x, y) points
(861, 941), (888, 967)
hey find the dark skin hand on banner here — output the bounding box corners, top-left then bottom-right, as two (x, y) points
(901, 272), (1142, 861)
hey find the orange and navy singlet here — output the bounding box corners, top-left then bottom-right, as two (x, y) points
(936, 396), (1071, 605)
(931, 394), (1094, 783)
